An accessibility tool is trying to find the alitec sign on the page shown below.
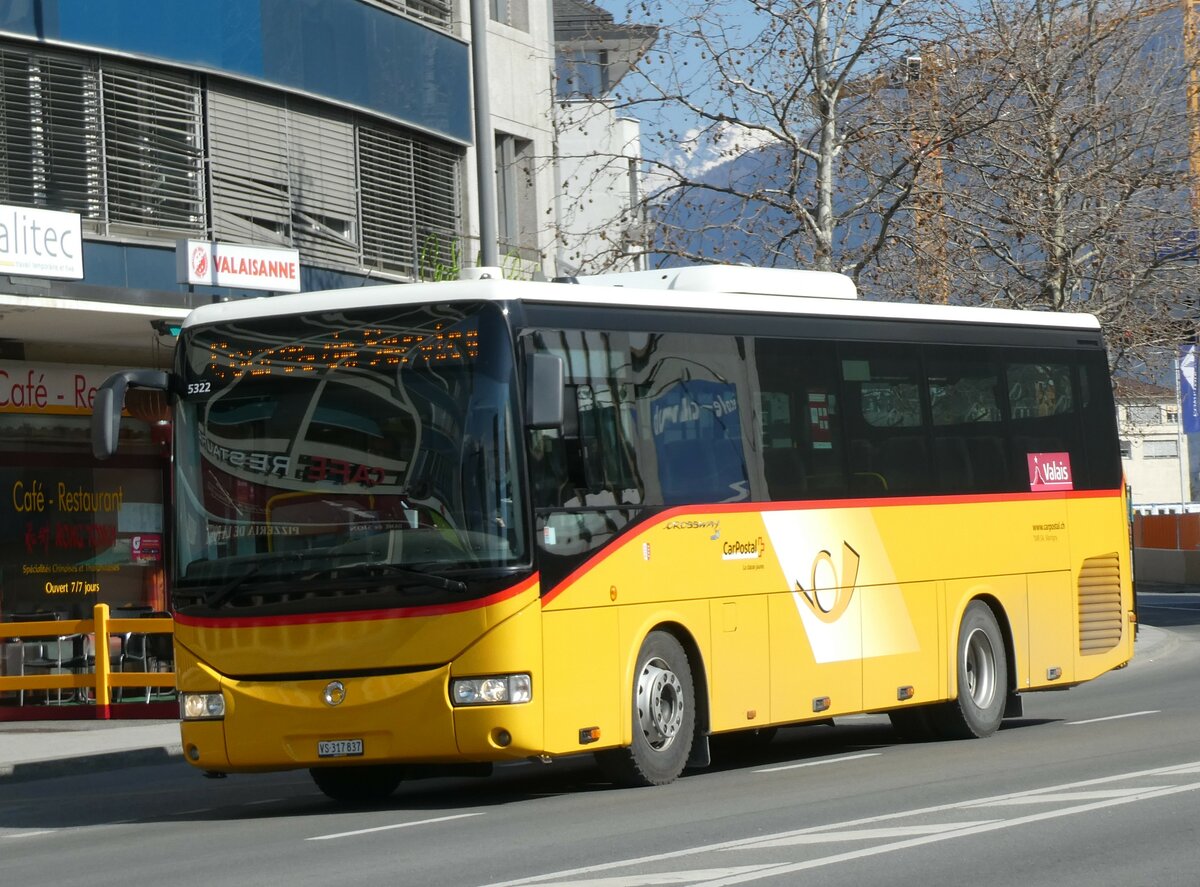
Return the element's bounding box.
[0,204,84,280]
[176,239,301,293]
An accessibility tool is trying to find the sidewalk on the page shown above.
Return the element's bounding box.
[0,719,181,784]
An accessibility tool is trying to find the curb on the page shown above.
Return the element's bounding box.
[0,743,184,784]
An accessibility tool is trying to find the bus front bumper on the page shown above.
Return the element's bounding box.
[179,664,544,773]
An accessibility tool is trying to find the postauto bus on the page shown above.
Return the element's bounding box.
[92,265,1135,802]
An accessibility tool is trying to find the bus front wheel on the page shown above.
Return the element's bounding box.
[309,764,405,804]
[597,631,696,787]
[936,601,1007,739]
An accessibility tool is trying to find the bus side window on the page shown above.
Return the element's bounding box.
[1077,358,1122,490]
[1004,356,1089,490]
[754,338,846,500]
[524,331,645,507]
[840,346,931,496]
[925,348,1006,494]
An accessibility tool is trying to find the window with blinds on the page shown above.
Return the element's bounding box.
[1125,404,1163,426]
[359,124,462,278]
[207,84,292,246]
[0,46,102,218]
[0,40,464,279]
[102,64,204,235]
[286,101,358,267]
[369,0,453,29]
[368,0,455,31]
[1143,439,1179,459]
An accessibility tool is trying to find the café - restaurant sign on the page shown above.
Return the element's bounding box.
[0,362,125,415]
[0,203,84,280]
[177,239,301,293]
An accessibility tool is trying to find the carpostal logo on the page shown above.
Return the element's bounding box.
[1027,452,1074,492]
[722,536,765,561]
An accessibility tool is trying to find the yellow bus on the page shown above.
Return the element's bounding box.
[92,264,1135,801]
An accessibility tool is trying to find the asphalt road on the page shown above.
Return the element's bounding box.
[4,591,1199,887]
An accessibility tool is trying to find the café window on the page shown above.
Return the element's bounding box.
[0,368,169,620]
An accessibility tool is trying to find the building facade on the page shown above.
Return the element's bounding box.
[1116,379,1191,509]
[552,0,655,275]
[0,0,558,621]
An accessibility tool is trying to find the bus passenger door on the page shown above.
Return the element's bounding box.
[708,596,771,733]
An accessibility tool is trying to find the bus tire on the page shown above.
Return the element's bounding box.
[309,764,405,804]
[934,601,1007,739]
[597,631,696,787]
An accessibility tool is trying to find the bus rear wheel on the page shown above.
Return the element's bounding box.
[933,601,1007,739]
[309,764,405,804]
[597,631,696,787]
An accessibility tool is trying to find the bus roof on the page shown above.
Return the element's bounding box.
[574,265,859,299]
[180,269,1101,333]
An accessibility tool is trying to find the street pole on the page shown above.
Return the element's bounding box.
[470,0,500,268]
[1176,353,1190,546]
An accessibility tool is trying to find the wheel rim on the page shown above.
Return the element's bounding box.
[963,626,997,708]
[635,656,685,751]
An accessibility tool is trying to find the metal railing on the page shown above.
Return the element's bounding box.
[1134,512,1200,550]
[0,604,174,715]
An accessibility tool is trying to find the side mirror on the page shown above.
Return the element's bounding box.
[525,353,564,430]
[92,369,171,459]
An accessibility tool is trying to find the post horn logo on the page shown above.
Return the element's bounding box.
[794,542,861,624]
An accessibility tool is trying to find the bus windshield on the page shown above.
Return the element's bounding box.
[171,300,526,612]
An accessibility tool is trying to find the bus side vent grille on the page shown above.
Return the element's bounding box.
[1078,552,1122,655]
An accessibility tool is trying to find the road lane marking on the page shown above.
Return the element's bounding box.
[700,781,1200,885]
[1067,711,1159,725]
[528,867,781,886]
[481,759,1200,887]
[307,811,484,841]
[735,822,1001,847]
[1,831,57,840]
[971,788,1170,806]
[754,753,880,773]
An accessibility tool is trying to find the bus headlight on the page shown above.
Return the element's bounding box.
[451,674,532,706]
[180,692,226,720]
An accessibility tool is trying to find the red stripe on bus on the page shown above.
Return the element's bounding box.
[538,488,1121,607]
[174,573,539,629]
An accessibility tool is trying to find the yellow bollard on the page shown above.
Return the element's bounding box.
[93,603,112,715]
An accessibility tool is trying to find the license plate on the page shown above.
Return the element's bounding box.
[318,739,364,758]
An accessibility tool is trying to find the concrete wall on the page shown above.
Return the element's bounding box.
[1135,547,1200,585]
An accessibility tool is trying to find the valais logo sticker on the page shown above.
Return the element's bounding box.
[1027,452,1073,492]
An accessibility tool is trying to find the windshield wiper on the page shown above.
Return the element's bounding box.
[335,562,468,594]
[201,557,468,609]
[205,560,269,609]
[202,550,332,609]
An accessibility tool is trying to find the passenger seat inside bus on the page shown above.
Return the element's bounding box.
[934,436,974,491]
[874,435,929,495]
[763,448,808,501]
